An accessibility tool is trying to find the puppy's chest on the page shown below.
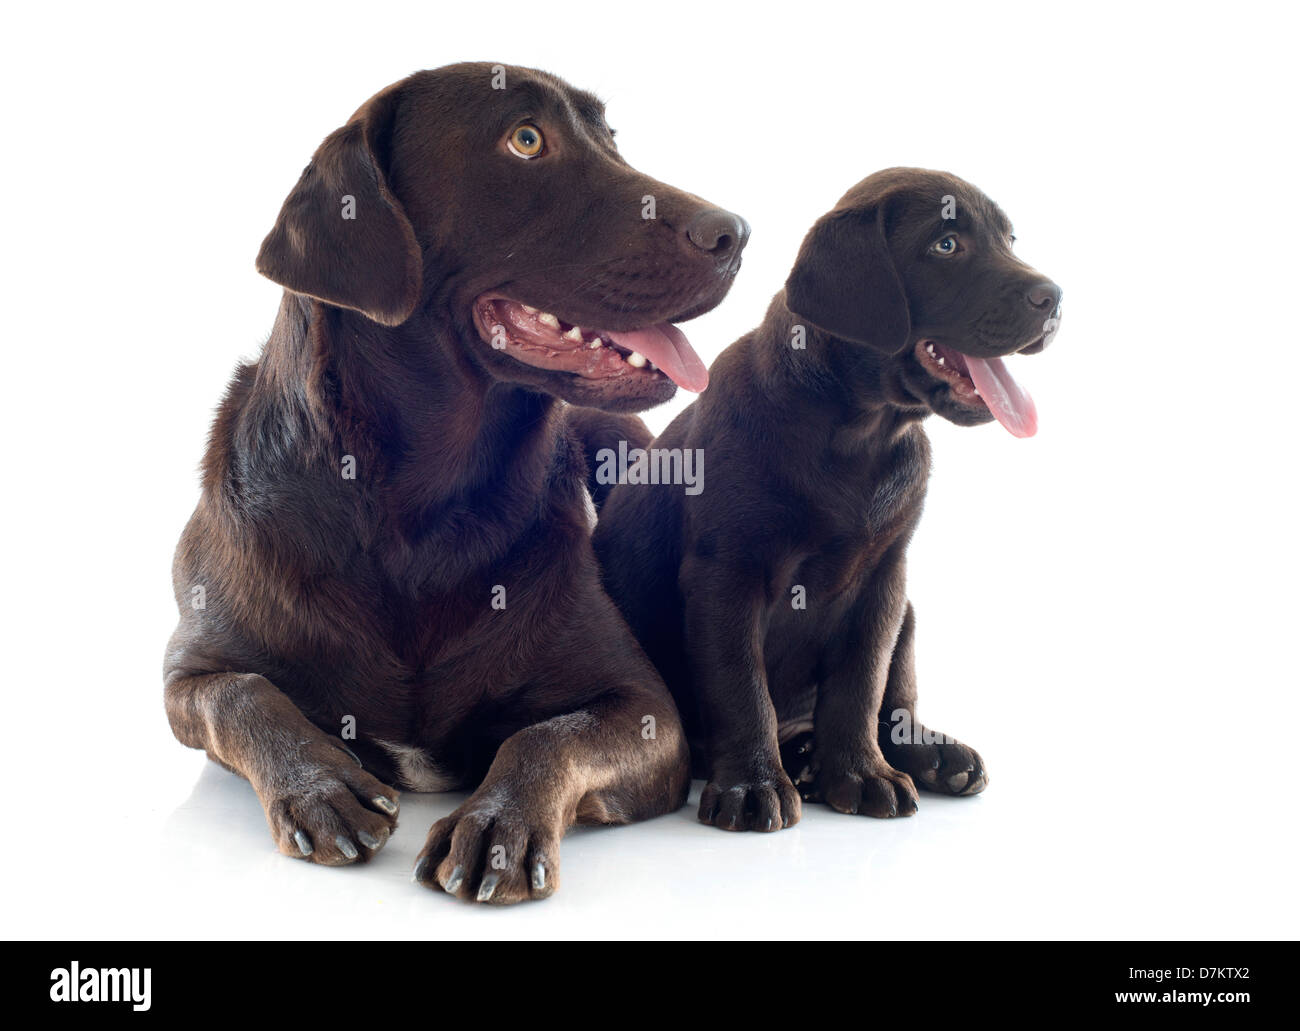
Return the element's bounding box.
[774,446,927,605]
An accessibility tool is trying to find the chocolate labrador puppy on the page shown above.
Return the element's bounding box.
[593,168,1061,830]
[164,63,749,902]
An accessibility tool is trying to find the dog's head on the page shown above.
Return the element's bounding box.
[784,168,1061,437]
[256,63,749,411]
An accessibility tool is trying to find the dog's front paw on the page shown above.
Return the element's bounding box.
[258,741,400,865]
[698,761,802,832]
[883,730,989,796]
[816,755,918,818]
[413,792,563,904]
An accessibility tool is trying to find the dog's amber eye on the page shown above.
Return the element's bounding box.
[931,235,959,256]
[507,124,544,159]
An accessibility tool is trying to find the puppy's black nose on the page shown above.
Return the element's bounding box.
[686,208,750,259]
[1027,281,1062,312]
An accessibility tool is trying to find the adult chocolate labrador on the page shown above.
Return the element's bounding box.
[593,168,1061,831]
[164,63,749,902]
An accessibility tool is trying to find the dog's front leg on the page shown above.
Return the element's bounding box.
[164,671,401,863]
[413,678,689,904]
[678,554,803,832]
[877,601,990,796]
[811,556,920,818]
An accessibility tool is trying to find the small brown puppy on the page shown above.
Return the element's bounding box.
[593,168,1061,830]
[164,63,749,902]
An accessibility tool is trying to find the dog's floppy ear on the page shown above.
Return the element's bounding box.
[784,206,910,353]
[256,89,422,327]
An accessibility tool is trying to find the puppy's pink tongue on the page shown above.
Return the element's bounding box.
[965,355,1037,438]
[605,323,709,392]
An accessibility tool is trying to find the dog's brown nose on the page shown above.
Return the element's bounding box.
[686,209,750,259]
[1027,281,1061,312]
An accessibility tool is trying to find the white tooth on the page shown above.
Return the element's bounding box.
[626,351,647,368]
[937,357,945,366]
[926,342,936,355]
[538,312,560,329]
[588,337,602,349]
[521,305,538,314]
[648,361,657,370]
[973,388,981,396]
[563,326,583,342]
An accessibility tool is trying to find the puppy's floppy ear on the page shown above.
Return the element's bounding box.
[784,206,910,353]
[256,88,422,326]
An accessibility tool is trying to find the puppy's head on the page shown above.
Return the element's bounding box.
[784,168,1061,437]
[256,63,749,412]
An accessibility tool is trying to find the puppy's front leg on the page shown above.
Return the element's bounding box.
[165,671,401,863]
[878,601,989,796]
[812,556,920,818]
[680,555,803,832]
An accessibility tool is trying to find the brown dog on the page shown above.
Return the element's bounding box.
[164,63,749,902]
[593,168,1061,831]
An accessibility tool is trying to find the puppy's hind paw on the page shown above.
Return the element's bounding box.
[884,730,988,796]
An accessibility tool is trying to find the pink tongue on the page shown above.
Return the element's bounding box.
[605,323,709,392]
[964,355,1037,438]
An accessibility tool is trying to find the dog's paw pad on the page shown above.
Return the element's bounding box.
[928,744,987,796]
[882,728,989,797]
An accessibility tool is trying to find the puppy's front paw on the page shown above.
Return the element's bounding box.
[698,761,802,832]
[817,756,918,818]
[413,793,563,904]
[883,730,988,796]
[259,742,400,865]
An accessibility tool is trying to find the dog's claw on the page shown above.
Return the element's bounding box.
[412,856,429,882]
[335,835,359,860]
[372,795,398,815]
[357,829,382,851]
[339,742,363,766]
[293,829,313,856]
[419,795,566,903]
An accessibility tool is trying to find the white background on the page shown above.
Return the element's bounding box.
[2,0,1296,940]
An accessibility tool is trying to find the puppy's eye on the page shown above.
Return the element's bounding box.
[931,235,960,256]
[507,124,544,159]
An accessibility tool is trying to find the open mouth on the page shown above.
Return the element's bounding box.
[915,338,1040,438]
[472,295,710,393]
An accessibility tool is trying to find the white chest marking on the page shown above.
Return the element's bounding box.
[375,740,457,792]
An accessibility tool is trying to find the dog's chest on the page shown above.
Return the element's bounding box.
[372,739,462,791]
[769,436,927,615]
